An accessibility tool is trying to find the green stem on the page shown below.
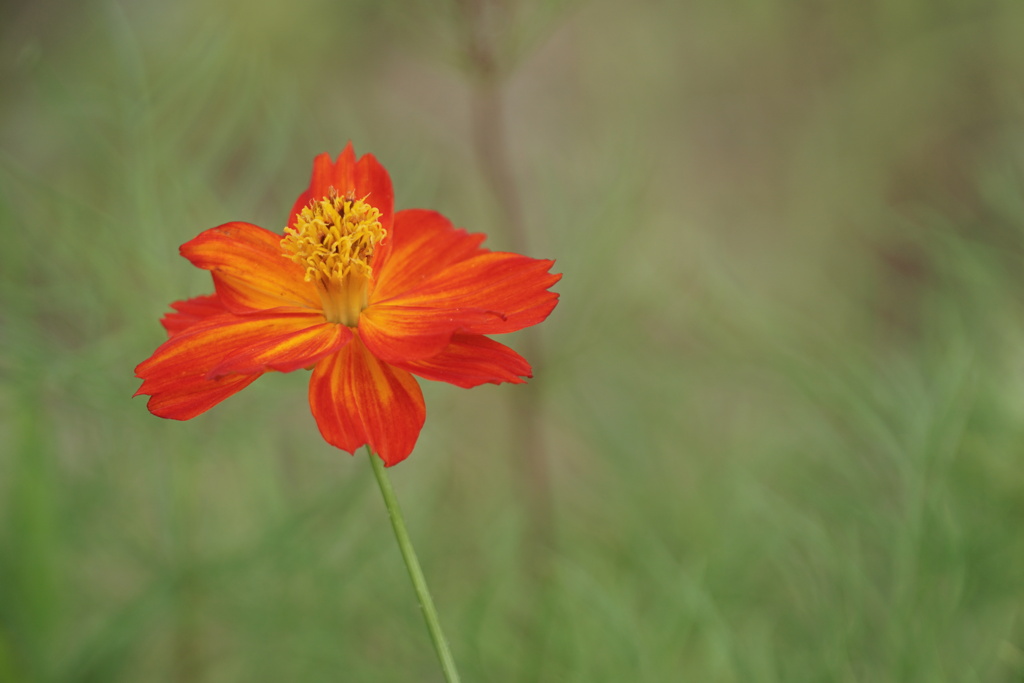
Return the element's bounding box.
[367,447,462,683]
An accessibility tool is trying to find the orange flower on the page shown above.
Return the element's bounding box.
[135,144,560,466]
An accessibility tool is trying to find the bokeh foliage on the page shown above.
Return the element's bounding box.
[3,0,1024,680]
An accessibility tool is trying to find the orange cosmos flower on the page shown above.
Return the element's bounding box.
[135,144,560,466]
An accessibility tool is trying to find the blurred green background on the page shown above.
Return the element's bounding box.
[4,0,1024,680]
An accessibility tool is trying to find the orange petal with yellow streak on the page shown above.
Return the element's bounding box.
[368,250,561,335]
[370,209,486,301]
[308,334,425,466]
[358,302,501,364]
[181,222,320,312]
[135,309,345,419]
[209,317,351,377]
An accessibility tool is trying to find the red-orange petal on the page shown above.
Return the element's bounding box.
[161,294,227,337]
[428,253,561,335]
[308,335,426,466]
[181,222,320,312]
[140,373,261,420]
[210,317,351,377]
[391,334,532,388]
[290,146,354,219]
[135,309,345,419]
[358,302,502,364]
[288,143,394,235]
[369,250,561,338]
[370,210,487,301]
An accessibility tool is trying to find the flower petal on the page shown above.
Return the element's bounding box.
[161,294,227,337]
[210,317,351,377]
[293,146,355,213]
[308,334,425,466]
[370,209,486,301]
[360,213,560,363]
[371,250,561,336]
[289,143,394,235]
[392,334,532,388]
[138,373,261,420]
[181,222,320,312]
[358,302,502,364]
[135,309,345,419]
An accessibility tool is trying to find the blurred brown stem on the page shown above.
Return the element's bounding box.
[461,0,555,572]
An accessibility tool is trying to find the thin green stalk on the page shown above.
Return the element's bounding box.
[367,447,462,683]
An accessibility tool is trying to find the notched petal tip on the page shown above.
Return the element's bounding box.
[290,143,394,232]
[160,294,227,337]
[308,335,425,465]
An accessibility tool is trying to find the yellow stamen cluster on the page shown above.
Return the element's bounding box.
[282,190,386,326]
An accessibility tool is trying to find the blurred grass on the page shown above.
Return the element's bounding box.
[4,0,1024,681]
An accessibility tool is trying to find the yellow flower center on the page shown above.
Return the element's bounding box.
[281,190,386,326]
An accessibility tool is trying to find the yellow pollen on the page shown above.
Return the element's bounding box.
[281,189,386,326]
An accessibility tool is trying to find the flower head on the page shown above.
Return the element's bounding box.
[135,144,560,465]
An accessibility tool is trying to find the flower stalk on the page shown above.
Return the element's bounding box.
[368,447,462,683]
